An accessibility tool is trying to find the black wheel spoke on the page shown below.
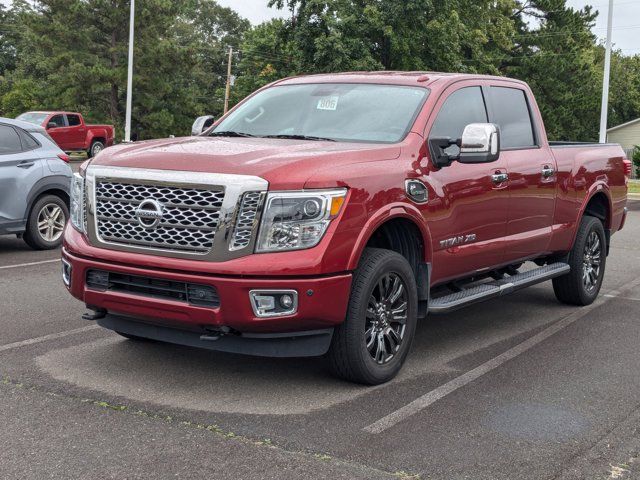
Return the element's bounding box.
[582,230,602,292]
[365,271,408,365]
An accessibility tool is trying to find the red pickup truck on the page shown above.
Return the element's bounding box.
[61,72,631,384]
[17,111,114,158]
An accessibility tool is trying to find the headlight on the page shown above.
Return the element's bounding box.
[256,189,347,252]
[70,172,85,233]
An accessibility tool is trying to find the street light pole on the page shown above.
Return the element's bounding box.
[224,47,233,114]
[599,0,614,144]
[124,0,135,142]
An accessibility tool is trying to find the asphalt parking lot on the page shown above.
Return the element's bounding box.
[1,199,640,480]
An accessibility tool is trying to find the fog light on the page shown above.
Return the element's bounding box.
[250,290,298,318]
[280,294,294,309]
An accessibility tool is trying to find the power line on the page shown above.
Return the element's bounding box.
[457,47,640,64]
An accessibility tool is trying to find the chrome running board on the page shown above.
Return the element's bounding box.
[428,262,571,314]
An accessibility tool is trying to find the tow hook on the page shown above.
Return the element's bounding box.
[82,306,107,321]
[200,326,232,342]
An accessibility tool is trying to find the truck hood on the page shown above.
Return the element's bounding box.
[91,136,401,189]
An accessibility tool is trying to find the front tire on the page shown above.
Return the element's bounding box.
[23,195,69,250]
[328,248,418,385]
[553,215,606,306]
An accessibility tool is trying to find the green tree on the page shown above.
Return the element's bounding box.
[505,0,601,140]
[266,0,518,74]
[633,145,640,179]
[2,0,249,138]
[606,52,640,129]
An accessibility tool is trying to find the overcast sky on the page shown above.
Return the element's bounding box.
[2,0,638,53]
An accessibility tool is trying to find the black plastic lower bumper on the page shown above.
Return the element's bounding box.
[97,314,334,358]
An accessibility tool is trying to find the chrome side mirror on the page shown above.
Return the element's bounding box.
[191,115,215,136]
[458,123,500,164]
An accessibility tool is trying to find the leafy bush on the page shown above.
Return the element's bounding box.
[634,146,640,178]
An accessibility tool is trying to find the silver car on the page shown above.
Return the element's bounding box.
[0,117,72,249]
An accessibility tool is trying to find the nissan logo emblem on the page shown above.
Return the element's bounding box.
[135,199,164,229]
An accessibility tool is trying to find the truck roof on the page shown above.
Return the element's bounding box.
[277,71,528,88]
[0,116,47,133]
[24,111,81,115]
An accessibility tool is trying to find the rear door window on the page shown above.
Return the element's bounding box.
[67,114,81,126]
[488,87,536,149]
[0,125,23,154]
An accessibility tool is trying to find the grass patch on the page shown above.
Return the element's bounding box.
[629,180,640,194]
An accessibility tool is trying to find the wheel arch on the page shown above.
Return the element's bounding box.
[23,175,71,219]
[347,204,432,300]
[90,135,106,146]
[573,185,613,255]
[582,190,612,229]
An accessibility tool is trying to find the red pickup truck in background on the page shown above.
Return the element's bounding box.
[61,72,631,385]
[17,111,114,158]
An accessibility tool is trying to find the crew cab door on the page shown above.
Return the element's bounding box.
[45,114,68,150]
[486,84,557,260]
[0,124,44,225]
[424,83,508,283]
[65,114,85,149]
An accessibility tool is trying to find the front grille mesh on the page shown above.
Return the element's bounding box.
[86,269,220,307]
[230,192,263,250]
[94,181,224,254]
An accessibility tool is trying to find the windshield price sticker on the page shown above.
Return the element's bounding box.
[317,96,339,111]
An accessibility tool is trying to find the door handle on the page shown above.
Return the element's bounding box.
[17,161,35,169]
[491,172,509,184]
[542,166,555,178]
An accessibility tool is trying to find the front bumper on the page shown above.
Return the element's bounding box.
[98,313,334,357]
[61,247,352,336]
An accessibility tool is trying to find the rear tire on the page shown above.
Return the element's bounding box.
[553,215,606,306]
[87,140,105,158]
[328,248,418,385]
[23,195,68,250]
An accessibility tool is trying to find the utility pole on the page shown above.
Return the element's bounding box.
[124,0,135,142]
[224,47,233,114]
[599,0,614,144]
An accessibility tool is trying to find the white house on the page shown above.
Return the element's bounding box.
[607,118,640,154]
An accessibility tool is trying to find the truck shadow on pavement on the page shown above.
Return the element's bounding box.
[34,285,571,417]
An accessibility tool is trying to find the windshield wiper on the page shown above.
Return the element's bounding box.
[261,134,337,142]
[209,131,256,138]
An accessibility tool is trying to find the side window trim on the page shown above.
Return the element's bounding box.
[486,85,539,151]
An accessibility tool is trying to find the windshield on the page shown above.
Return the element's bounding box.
[16,112,48,125]
[212,83,429,143]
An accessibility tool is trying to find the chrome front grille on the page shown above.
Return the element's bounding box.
[85,167,269,261]
[94,182,224,254]
[230,192,264,250]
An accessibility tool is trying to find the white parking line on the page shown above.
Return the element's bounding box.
[0,259,60,270]
[0,325,100,353]
[364,280,640,434]
[605,294,640,302]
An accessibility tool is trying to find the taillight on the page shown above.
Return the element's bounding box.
[57,153,70,163]
[623,158,632,177]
